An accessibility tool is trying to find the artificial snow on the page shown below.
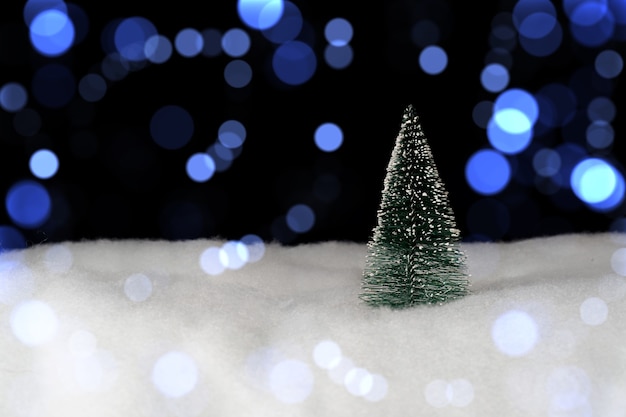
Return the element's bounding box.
[0,232,625,416]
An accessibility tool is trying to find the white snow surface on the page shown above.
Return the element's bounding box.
[1,232,625,416]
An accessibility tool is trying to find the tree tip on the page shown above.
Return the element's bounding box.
[403,104,418,120]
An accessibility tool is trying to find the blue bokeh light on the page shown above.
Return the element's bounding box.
[23,0,67,25]
[272,41,317,85]
[237,0,284,30]
[5,180,52,229]
[186,153,216,183]
[222,28,251,58]
[487,114,533,154]
[324,45,353,70]
[535,83,577,128]
[571,158,625,210]
[224,60,253,88]
[595,49,624,78]
[29,9,75,57]
[587,96,616,122]
[218,120,247,149]
[314,123,343,152]
[29,149,59,179]
[465,149,511,195]
[512,0,562,56]
[533,148,561,177]
[324,18,353,47]
[481,63,509,93]
[586,120,614,149]
[261,1,302,43]
[0,83,28,112]
[0,225,26,252]
[419,45,448,75]
[78,73,107,102]
[565,0,615,47]
[114,16,157,62]
[175,28,203,58]
[150,105,195,150]
[145,34,173,64]
[286,204,315,233]
[201,29,223,57]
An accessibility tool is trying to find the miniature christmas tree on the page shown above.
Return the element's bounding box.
[360,105,470,308]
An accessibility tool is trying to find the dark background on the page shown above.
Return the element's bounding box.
[1,0,625,247]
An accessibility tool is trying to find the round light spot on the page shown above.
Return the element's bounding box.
[186,153,216,183]
[224,59,253,88]
[570,158,620,204]
[175,28,203,58]
[221,28,251,57]
[0,226,26,253]
[314,122,343,152]
[286,204,315,233]
[0,261,34,305]
[611,248,626,277]
[313,339,342,369]
[546,366,591,412]
[328,356,355,385]
[364,374,388,402]
[269,359,314,403]
[145,34,173,64]
[113,16,157,62]
[218,119,247,149]
[10,299,59,346]
[241,234,265,263]
[419,45,448,75]
[78,73,107,102]
[465,149,511,195]
[481,63,509,93]
[5,180,52,229]
[29,149,59,179]
[0,82,28,112]
[200,247,226,275]
[344,367,373,397]
[124,273,153,302]
[424,379,449,408]
[237,0,284,30]
[152,351,198,398]
[580,297,608,326]
[29,9,75,57]
[595,49,623,78]
[491,310,539,357]
[448,379,474,407]
[324,17,353,47]
[272,40,317,85]
[150,105,194,150]
[219,241,248,270]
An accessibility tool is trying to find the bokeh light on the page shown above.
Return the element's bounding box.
[286,204,315,233]
[324,44,353,69]
[175,28,203,58]
[29,149,59,179]
[313,339,342,369]
[261,1,302,43]
[579,296,608,325]
[150,105,194,150]
[145,34,173,64]
[218,120,247,149]
[570,158,624,209]
[113,16,157,62]
[272,41,317,85]
[0,83,28,113]
[78,73,107,102]
[237,0,285,30]
[29,9,75,57]
[314,122,343,152]
[491,309,539,357]
[0,226,27,253]
[269,359,314,403]
[152,351,199,398]
[124,273,153,302]
[595,49,624,78]
[186,153,216,183]
[5,180,52,229]
[481,63,509,93]
[465,149,511,195]
[10,299,59,346]
[324,18,353,47]
[419,45,448,75]
[221,28,251,58]
[224,59,253,88]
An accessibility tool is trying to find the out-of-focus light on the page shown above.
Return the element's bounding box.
[113,16,157,62]
[124,273,152,302]
[152,351,198,398]
[218,120,246,149]
[272,40,317,85]
[269,359,314,403]
[101,53,129,81]
[465,149,511,195]
[31,64,76,109]
[219,241,249,270]
[313,340,342,370]
[586,120,614,149]
[472,100,493,129]
[221,28,251,58]
[150,105,194,150]
[571,158,625,210]
[495,88,539,126]
[23,0,67,25]
[580,297,608,325]
[481,63,509,93]
[175,28,203,58]
[224,60,253,88]
[10,299,59,346]
[13,108,42,137]
[286,204,315,233]
[587,96,616,122]
[5,180,52,229]
[261,1,302,43]
[241,234,265,262]
[324,44,353,69]
[78,73,107,102]
[29,9,75,57]
[595,49,623,78]
[419,45,448,75]
[491,309,539,357]
[0,226,26,252]
[489,88,538,154]
[324,17,353,47]
[533,148,561,177]
[512,0,562,57]
[344,367,373,397]
[314,122,343,152]
[145,34,173,64]
[238,0,284,30]
[519,21,563,56]
[0,83,28,112]
[200,247,226,275]
[186,153,216,183]
[29,149,59,179]
[564,0,615,47]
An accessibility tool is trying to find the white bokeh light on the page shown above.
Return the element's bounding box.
[269,359,314,403]
[200,247,226,275]
[10,299,59,346]
[74,350,119,392]
[448,379,474,407]
[364,374,388,402]
[424,379,449,408]
[0,261,35,305]
[610,248,626,275]
[124,273,153,302]
[546,367,591,414]
[328,356,355,385]
[219,241,248,270]
[579,297,608,326]
[313,339,342,369]
[491,310,539,357]
[152,351,199,398]
[344,367,373,397]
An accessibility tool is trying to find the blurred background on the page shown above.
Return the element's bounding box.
[1,0,625,248]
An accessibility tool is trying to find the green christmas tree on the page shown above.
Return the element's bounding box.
[360,104,470,308]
